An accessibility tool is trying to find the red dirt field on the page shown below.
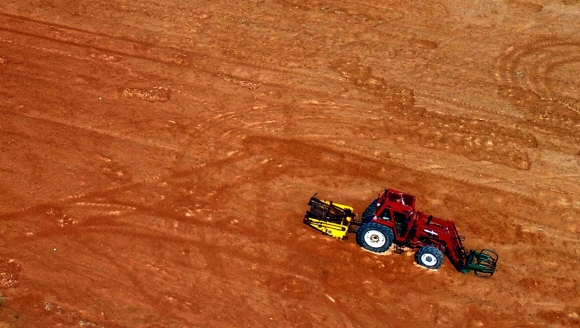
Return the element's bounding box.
[1,0,580,327]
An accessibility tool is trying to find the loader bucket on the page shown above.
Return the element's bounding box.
[464,249,499,277]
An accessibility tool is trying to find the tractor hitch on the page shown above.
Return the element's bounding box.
[463,249,499,277]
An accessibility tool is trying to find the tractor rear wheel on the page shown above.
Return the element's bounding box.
[356,222,394,253]
[361,199,378,223]
[415,246,444,270]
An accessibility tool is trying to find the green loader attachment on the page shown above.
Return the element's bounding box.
[462,249,499,277]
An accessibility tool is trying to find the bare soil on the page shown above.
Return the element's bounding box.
[1,1,579,327]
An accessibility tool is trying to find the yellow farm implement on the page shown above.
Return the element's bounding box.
[303,195,358,239]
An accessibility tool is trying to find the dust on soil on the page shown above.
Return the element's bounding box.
[1,0,579,327]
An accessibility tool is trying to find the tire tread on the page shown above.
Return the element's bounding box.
[415,245,445,270]
[356,222,394,253]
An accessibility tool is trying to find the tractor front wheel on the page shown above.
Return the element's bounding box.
[356,222,394,253]
[415,246,444,270]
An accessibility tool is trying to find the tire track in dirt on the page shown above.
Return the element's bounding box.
[1,23,222,218]
[12,238,197,326]
[0,43,556,226]
[2,136,295,251]
[0,109,180,209]
[496,38,580,142]
[7,212,209,324]
[415,92,524,121]
[0,110,182,152]
[2,123,578,326]
[0,8,439,122]
[0,11,376,119]
[0,5,438,110]
[327,59,537,170]
[210,96,536,173]
[232,100,535,171]
[0,148,198,220]
[4,176,382,326]
[496,39,580,100]
[0,11,341,88]
[3,3,580,326]
[0,1,497,135]
[8,135,397,271]
[0,13,186,66]
[544,54,580,116]
[0,55,8,75]
[153,1,443,102]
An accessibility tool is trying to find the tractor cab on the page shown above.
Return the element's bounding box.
[380,189,416,209]
[375,189,417,240]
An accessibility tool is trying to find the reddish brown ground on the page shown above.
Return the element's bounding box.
[1,1,580,327]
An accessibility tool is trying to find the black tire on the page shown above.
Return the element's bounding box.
[356,222,394,253]
[361,199,378,223]
[415,246,444,270]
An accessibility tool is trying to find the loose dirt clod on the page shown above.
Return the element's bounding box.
[121,87,170,102]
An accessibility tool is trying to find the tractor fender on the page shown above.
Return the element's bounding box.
[361,199,379,223]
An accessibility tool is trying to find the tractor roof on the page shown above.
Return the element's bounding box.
[382,189,417,213]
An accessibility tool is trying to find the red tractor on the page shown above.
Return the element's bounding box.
[356,189,498,276]
[304,188,498,277]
